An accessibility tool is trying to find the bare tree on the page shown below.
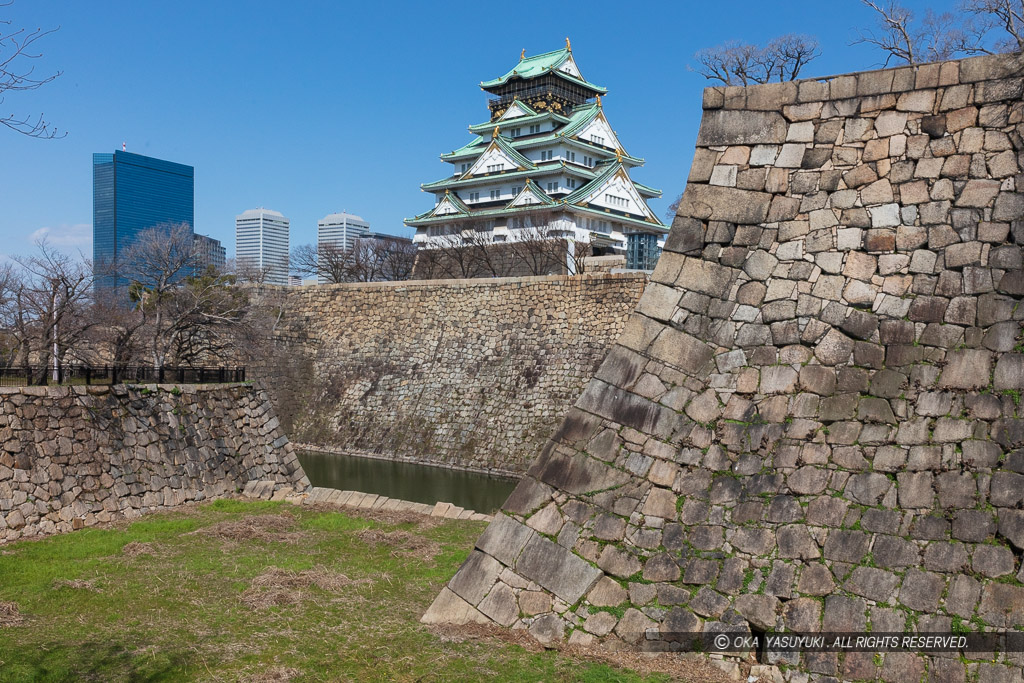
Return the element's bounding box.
[0,261,22,367]
[291,239,416,284]
[769,34,824,81]
[961,0,1024,52]
[376,238,417,281]
[570,239,593,275]
[90,286,146,369]
[413,233,484,279]
[291,243,342,283]
[0,0,64,139]
[461,228,517,278]
[854,1,962,64]
[507,226,566,276]
[854,0,1023,65]
[117,223,244,369]
[693,34,820,85]
[232,255,285,285]
[161,266,249,366]
[0,240,94,382]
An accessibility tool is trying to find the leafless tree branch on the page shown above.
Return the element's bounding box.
[0,1,64,138]
[692,35,820,85]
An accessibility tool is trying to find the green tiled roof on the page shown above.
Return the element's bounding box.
[571,204,669,233]
[479,47,607,94]
[633,181,662,198]
[441,137,487,160]
[511,179,558,206]
[563,160,620,204]
[563,161,666,228]
[407,200,667,233]
[468,110,570,135]
[556,102,600,137]
[407,201,553,225]
[514,135,644,166]
[437,190,471,213]
[488,135,537,171]
[421,161,598,191]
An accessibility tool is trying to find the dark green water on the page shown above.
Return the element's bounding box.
[296,451,519,514]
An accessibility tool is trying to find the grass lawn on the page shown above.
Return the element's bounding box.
[0,499,725,682]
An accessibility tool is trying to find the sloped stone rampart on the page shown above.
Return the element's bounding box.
[0,382,308,542]
[253,273,647,473]
[425,53,1024,680]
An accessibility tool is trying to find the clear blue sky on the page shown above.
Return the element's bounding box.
[1,0,965,260]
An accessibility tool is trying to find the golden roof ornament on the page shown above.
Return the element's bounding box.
[596,94,602,108]
[565,37,571,51]
[615,148,623,162]
[493,126,500,139]
[520,49,525,60]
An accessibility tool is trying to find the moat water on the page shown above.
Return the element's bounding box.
[296,451,519,514]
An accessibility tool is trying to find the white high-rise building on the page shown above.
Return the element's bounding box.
[317,212,370,283]
[318,212,370,252]
[235,208,290,286]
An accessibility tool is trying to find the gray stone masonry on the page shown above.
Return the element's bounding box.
[424,52,1024,682]
[251,273,647,473]
[0,382,307,542]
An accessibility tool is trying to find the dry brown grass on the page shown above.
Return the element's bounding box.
[52,579,99,591]
[354,528,440,561]
[121,541,155,557]
[188,514,304,546]
[0,601,23,627]
[429,623,736,683]
[305,502,443,529]
[240,566,373,610]
[239,666,300,682]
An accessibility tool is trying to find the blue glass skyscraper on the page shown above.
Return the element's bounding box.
[92,151,194,289]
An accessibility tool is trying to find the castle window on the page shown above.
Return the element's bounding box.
[590,134,605,145]
[529,124,540,134]
[469,192,480,202]
[487,163,503,173]
[605,194,627,207]
[540,150,554,161]
[583,156,593,167]
[510,128,521,137]
[490,189,500,200]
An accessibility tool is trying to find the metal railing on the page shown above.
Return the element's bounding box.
[0,365,246,387]
[487,83,591,111]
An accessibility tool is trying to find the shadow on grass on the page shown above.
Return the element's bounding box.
[0,640,193,683]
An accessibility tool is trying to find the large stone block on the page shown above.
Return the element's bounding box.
[526,447,631,497]
[677,185,772,225]
[994,354,1024,391]
[939,349,993,390]
[448,550,504,605]
[476,513,535,566]
[696,109,788,146]
[648,327,715,375]
[515,534,601,604]
[421,587,490,625]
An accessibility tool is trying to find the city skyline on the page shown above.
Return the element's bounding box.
[0,0,980,261]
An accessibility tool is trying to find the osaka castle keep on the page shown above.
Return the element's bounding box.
[406,40,668,270]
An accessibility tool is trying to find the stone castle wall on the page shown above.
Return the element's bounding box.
[426,52,1024,682]
[253,273,647,473]
[0,382,308,542]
